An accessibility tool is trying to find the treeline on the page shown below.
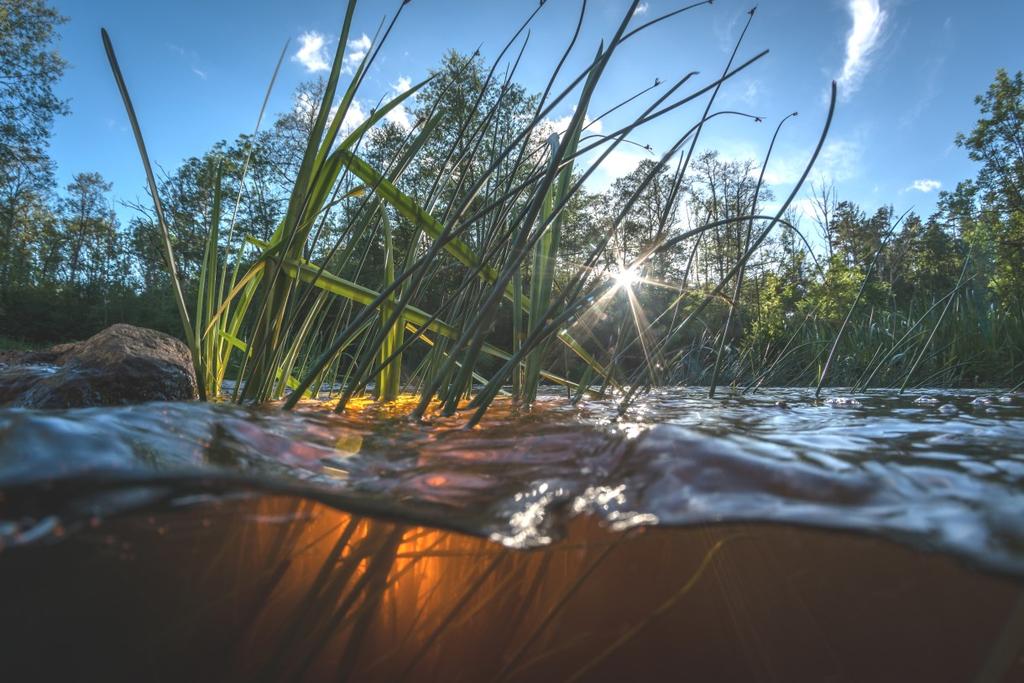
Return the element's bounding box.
[1,0,1021,387]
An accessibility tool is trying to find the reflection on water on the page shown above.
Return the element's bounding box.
[1,496,1022,682]
[1,388,1023,574]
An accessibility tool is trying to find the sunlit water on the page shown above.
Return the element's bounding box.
[2,387,1022,576]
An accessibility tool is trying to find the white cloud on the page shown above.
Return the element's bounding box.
[542,108,603,139]
[908,178,941,193]
[293,31,330,73]
[760,198,819,223]
[384,108,411,130]
[761,157,803,186]
[349,33,372,52]
[634,2,649,16]
[344,33,373,73]
[384,76,414,130]
[191,67,207,80]
[837,0,887,99]
[294,90,366,132]
[816,138,863,183]
[589,148,650,191]
[341,100,367,130]
[717,135,863,189]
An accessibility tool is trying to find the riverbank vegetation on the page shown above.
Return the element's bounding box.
[2,0,1021,413]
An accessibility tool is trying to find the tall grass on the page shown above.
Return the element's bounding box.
[732,280,1023,392]
[104,0,844,419]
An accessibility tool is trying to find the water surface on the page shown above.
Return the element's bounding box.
[2,387,1022,576]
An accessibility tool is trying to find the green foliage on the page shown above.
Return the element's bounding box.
[747,272,794,344]
[802,255,888,323]
[0,0,67,177]
[3,1,1020,408]
[0,0,68,306]
[942,69,1024,311]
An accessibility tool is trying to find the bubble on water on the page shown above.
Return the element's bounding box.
[915,396,940,405]
[939,404,958,415]
[775,400,790,409]
[999,395,1014,404]
[607,511,659,531]
[825,397,862,408]
[971,397,993,406]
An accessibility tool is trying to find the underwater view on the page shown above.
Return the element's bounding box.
[3,389,1024,681]
[2,0,1023,680]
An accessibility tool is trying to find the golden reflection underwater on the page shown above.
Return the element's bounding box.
[2,494,1022,682]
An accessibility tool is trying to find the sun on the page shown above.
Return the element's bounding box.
[611,265,641,290]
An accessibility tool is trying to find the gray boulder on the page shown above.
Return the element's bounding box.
[0,324,197,408]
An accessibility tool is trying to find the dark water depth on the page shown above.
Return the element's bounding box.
[2,387,1023,577]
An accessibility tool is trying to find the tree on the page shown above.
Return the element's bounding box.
[942,69,1024,310]
[0,0,67,178]
[0,0,68,299]
[59,172,118,287]
[956,69,1024,218]
[684,151,771,286]
[605,158,680,277]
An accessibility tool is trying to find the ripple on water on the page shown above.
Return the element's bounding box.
[1,387,1023,575]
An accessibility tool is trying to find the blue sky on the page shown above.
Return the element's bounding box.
[48,0,1023,230]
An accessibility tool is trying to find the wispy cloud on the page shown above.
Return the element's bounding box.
[837,0,887,99]
[908,178,941,193]
[634,2,649,16]
[168,43,208,80]
[750,136,864,188]
[293,31,330,73]
[344,33,372,73]
[732,79,764,107]
[817,138,864,183]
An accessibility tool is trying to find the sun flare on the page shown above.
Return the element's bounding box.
[612,266,641,290]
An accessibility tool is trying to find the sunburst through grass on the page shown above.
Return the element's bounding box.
[103,0,835,422]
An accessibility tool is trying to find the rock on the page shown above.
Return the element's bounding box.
[0,324,197,408]
[0,365,60,404]
[0,342,80,367]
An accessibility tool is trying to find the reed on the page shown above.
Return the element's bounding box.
[104,0,847,420]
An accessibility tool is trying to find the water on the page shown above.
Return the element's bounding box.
[2,388,1024,680]
[2,387,1023,574]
